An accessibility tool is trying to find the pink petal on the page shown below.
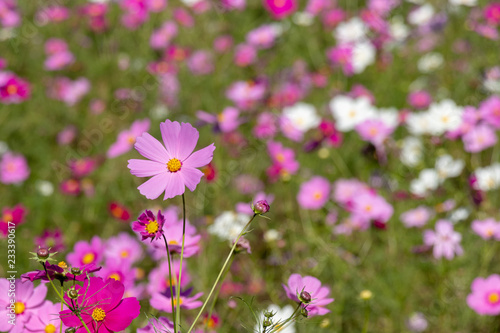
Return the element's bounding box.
[103,298,140,331]
[183,144,215,168]
[163,173,185,200]
[128,159,166,177]
[25,284,47,308]
[134,132,170,163]
[160,120,181,157]
[15,280,34,303]
[181,167,204,192]
[137,173,170,200]
[177,122,199,160]
[60,309,82,328]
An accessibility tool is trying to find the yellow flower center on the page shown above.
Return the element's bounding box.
[488,292,500,304]
[120,250,129,258]
[173,298,184,307]
[91,307,106,322]
[167,158,182,172]
[6,84,18,95]
[169,240,179,246]
[146,220,159,234]
[82,253,95,265]
[165,276,177,287]
[276,153,285,163]
[313,191,323,200]
[108,273,121,281]
[2,213,13,222]
[58,261,68,269]
[127,135,136,144]
[45,324,57,333]
[14,302,25,315]
[274,0,286,8]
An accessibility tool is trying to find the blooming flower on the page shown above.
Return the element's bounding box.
[471,218,500,240]
[66,236,104,267]
[128,120,215,200]
[21,262,101,283]
[297,176,331,210]
[147,259,190,295]
[150,287,203,313]
[283,274,334,316]
[255,305,296,333]
[467,274,500,315]
[0,204,27,237]
[0,152,30,184]
[400,206,432,228]
[137,316,174,333]
[132,210,165,242]
[423,220,463,260]
[59,277,141,332]
[0,279,47,333]
[107,119,151,158]
[104,232,143,265]
[25,301,65,333]
[264,0,297,19]
[208,211,250,241]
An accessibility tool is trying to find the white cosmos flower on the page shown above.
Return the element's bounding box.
[435,155,464,181]
[400,136,423,167]
[390,16,410,43]
[410,169,439,196]
[427,99,463,135]
[255,305,296,333]
[330,96,376,132]
[282,102,321,132]
[334,17,368,44]
[208,211,250,241]
[376,107,400,128]
[418,52,444,73]
[352,41,376,74]
[408,4,435,26]
[406,112,434,135]
[474,163,500,191]
[449,0,477,6]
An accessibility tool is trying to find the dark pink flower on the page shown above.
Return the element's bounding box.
[467,274,500,315]
[263,0,297,20]
[0,152,30,184]
[283,274,334,316]
[0,204,26,237]
[131,209,165,242]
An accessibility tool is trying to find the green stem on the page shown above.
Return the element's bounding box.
[60,287,64,333]
[267,302,302,333]
[187,214,257,333]
[163,234,177,330]
[175,193,187,332]
[205,256,234,332]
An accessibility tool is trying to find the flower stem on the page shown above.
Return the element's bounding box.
[267,302,302,333]
[60,287,64,333]
[187,214,257,333]
[205,256,234,332]
[163,234,177,330]
[175,193,187,332]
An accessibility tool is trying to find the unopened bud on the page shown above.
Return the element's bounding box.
[67,288,79,300]
[301,307,309,318]
[264,310,274,318]
[37,248,49,260]
[299,290,312,304]
[253,200,270,215]
[65,328,76,333]
[70,267,81,276]
[263,319,272,327]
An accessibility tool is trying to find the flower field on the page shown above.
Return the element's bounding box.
[1,0,500,332]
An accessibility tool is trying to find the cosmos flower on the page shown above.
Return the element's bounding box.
[66,236,104,267]
[104,232,143,265]
[255,305,296,333]
[128,120,215,200]
[400,206,433,228]
[467,274,500,315]
[0,279,47,333]
[150,287,203,313]
[132,210,165,242]
[282,274,334,316]
[0,152,30,184]
[21,262,101,283]
[471,218,500,240]
[423,220,463,260]
[0,204,27,237]
[25,301,65,333]
[137,316,174,333]
[107,119,151,158]
[263,0,297,20]
[296,176,331,210]
[59,277,141,332]
[147,259,190,295]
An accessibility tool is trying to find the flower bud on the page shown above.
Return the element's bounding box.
[233,237,252,254]
[70,267,81,276]
[264,310,275,318]
[299,290,312,304]
[67,288,79,300]
[263,319,272,327]
[301,307,309,318]
[37,248,50,260]
[65,328,76,333]
[253,200,270,215]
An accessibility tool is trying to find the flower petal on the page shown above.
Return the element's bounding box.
[160,120,181,157]
[104,298,141,332]
[137,173,169,200]
[181,167,204,192]
[163,173,185,200]
[177,122,199,160]
[128,159,166,177]
[183,144,215,168]
[134,132,170,163]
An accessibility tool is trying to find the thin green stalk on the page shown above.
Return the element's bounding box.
[187,214,257,333]
[175,193,187,333]
[163,234,177,330]
[205,256,234,333]
[60,287,64,333]
[267,302,302,333]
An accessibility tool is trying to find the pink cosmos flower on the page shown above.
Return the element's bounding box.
[236,192,274,215]
[246,24,279,49]
[0,1,21,27]
[266,141,299,182]
[322,8,345,28]
[59,277,141,332]
[96,258,136,289]
[173,8,194,28]
[221,0,246,11]
[264,0,297,20]
[128,120,215,200]
[0,152,29,184]
[0,204,26,236]
[253,112,277,139]
[400,206,432,228]
[107,119,151,158]
[471,218,500,240]
[234,43,257,67]
[355,119,394,146]
[147,259,191,295]
[407,90,432,109]
[150,21,178,49]
[423,220,463,260]
[327,45,354,76]
[283,274,334,316]
[467,274,500,315]
[485,3,500,25]
[104,232,143,265]
[479,95,500,128]
[67,236,104,267]
[0,73,30,104]
[21,262,101,284]
[350,191,394,226]
[48,77,90,106]
[132,210,165,242]
[332,178,369,207]
[35,229,64,252]
[462,123,497,153]
[36,6,69,23]
[297,176,331,210]
[226,80,266,110]
[197,107,241,133]
[25,301,65,332]
[214,35,233,53]
[150,288,203,313]
[0,279,47,333]
[69,158,97,178]
[137,316,174,333]
[187,50,214,75]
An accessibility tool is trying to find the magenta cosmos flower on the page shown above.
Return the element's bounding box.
[423,220,463,260]
[66,236,104,267]
[128,120,215,200]
[60,277,140,332]
[297,176,331,210]
[283,274,334,316]
[0,279,47,333]
[467,274,500,315]
[0,152,30,184]
[132,209,165,242]
[263,0,297,20]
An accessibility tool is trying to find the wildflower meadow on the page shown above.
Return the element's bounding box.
[2,0,500,332]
